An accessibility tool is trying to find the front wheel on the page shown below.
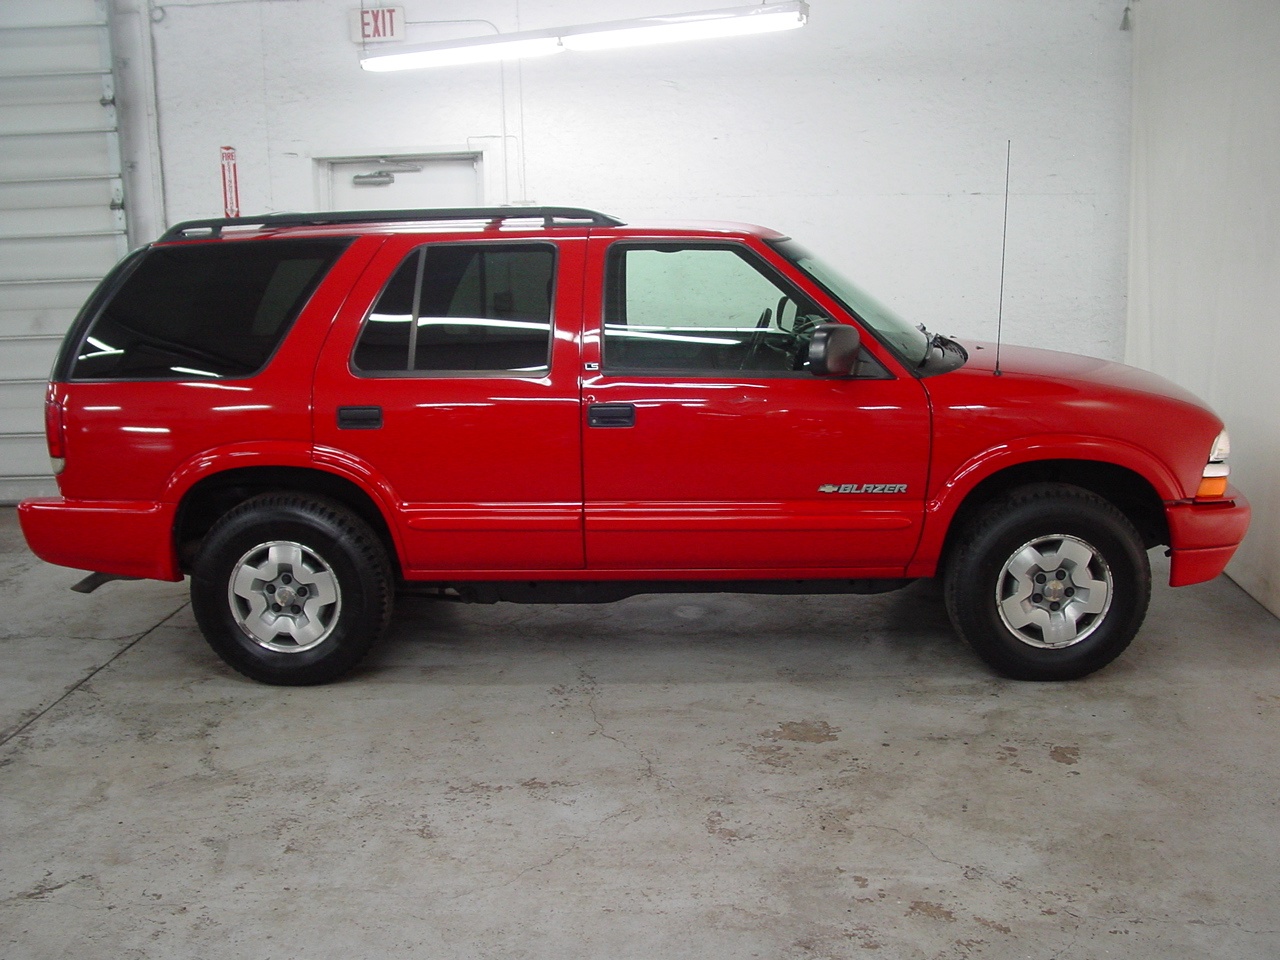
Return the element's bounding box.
[191,494,394,685]
[944,484,1151,681]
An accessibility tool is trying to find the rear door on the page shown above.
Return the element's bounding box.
[313,233,587,575]
[580,237,931,576]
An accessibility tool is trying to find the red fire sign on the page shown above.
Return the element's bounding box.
[220,146,240,218]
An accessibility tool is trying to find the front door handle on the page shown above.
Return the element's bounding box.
[588,403,635,428]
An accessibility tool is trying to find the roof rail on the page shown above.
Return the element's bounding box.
[159,206,625,242]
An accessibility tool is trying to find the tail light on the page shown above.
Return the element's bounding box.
[44,386,66,474]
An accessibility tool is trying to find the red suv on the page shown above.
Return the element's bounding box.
[18,207,1250,685]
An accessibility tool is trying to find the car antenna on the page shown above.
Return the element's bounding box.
[994,139,1011,377]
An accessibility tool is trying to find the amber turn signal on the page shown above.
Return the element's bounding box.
[1196,475,1229,499]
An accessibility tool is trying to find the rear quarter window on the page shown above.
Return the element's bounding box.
[66,238,349,380]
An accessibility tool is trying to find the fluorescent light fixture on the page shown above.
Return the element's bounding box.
[361,31,564,72]
[360,2,808,72]
[562,2,809,51]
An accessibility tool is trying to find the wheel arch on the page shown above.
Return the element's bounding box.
[932,459,1169,575]
[174,466,401,578]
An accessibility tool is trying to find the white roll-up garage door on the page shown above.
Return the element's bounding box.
[0,0,127,502]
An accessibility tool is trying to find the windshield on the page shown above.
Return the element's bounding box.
[770,239,929,366]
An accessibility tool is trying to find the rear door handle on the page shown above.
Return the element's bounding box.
[337,405,383,430]
[588,403,635,428]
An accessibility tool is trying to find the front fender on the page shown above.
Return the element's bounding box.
[906,434,1184,577]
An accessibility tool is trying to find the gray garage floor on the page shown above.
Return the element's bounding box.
[2,508,1278,960]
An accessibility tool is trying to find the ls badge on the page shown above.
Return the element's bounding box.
[819,483,909,494]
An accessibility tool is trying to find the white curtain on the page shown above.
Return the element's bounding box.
[1127,0,1280,617]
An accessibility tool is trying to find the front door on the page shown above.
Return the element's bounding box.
[313,234,586,575]
[580,238,930,576]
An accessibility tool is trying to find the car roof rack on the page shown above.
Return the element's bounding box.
[159,206,625,241]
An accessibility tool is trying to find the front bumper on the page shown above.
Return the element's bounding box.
[1165,486,1251,587]
[17,498,182,582]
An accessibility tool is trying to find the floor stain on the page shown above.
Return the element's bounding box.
[763,720,840,743]
[15,873,92,900]
[706,809,748,842]
[749,743,794,768]
[1050,745,1081,765]
[975,915,1012,934]
[520,778,573,791]
[996,742,1034,773]
[908,900,957,922]
[849,925,883,950]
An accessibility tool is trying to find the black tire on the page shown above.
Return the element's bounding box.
[190,493,394,685]
[943,483,1150,681]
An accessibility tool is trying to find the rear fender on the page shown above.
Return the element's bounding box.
[165,441,408,565]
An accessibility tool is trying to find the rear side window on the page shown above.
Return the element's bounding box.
[353,242,555,375]
[68,238,348,380]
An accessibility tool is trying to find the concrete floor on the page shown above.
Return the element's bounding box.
[1,508,1278,960]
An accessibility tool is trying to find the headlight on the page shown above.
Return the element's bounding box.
[1197,430,1231,498]
[1209,430,1230,463]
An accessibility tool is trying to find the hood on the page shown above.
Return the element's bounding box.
[955,340,1209,409]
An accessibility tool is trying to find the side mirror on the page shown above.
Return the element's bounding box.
[807,323,860,377]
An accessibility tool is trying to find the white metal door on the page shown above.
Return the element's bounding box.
[0,0,127,502]
[325,155,481,211]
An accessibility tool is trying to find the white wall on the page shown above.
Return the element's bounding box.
[1127,0,1280,617]
[124,0,1132,359]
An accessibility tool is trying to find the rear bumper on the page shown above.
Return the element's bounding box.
[1165,487,1251,587]
[17,498,182,582]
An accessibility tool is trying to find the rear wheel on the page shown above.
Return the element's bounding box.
[191,494,393,685]
[944,483,1150,680]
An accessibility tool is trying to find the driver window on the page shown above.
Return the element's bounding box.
[603,244,825,375]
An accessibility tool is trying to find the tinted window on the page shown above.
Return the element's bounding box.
[353,243,555,375]
[69,238,347,380]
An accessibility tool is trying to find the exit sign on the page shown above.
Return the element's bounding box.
[349,6,405,43]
